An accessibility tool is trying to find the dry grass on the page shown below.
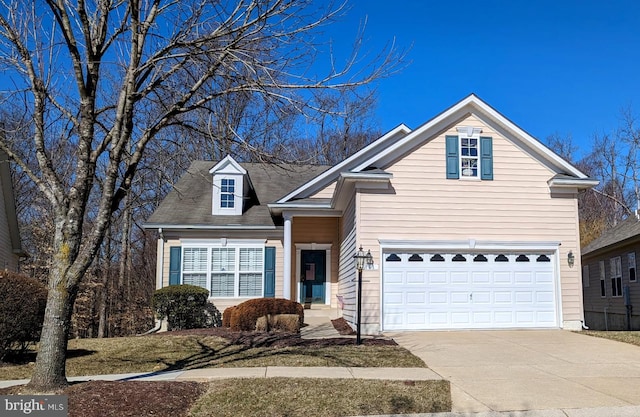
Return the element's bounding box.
[0,333,425,381]
[189,378,451,417]
[581,330,640,347]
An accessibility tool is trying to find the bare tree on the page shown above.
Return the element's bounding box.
[0,0,405,391]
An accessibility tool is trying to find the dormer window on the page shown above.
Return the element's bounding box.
[220,178,235,208]
[209,155,248,216]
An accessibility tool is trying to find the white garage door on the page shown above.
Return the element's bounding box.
[382,252,558,330]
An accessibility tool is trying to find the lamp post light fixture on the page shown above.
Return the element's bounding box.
[353,246,373,345]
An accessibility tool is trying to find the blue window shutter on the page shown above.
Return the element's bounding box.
[480,136,493,180]
[264,247,276,298]
[169,246,181,286]
[445,135,459,179]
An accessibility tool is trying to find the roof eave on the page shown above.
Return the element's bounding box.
[142,223,276,231]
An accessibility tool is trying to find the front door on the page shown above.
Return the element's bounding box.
[301,250,326,304]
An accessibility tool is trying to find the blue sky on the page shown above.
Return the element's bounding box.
[328,0,640,158]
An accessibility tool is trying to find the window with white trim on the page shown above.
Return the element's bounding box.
[610,257,622,297]
[599,260,606,297]
[182,243,264,298]
[460,137,479,178]
[629,252,636,282]
[220,178,235,208]
[582,264,589,288]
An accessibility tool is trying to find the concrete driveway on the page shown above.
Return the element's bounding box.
[389,330,640,413]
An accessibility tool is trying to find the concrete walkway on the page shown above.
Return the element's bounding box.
[0,366,441,389]
[390,330,640,415]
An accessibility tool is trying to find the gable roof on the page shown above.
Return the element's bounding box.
[582,216,640,257]
[277,93,595,203]
[145,161,329,229]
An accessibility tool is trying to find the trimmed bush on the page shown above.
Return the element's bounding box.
[0,271,47,361]
[222,306,235,328]
[229,298,304,331]
[151,285,221,331]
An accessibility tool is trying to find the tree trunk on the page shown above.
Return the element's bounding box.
[27,277,76,391]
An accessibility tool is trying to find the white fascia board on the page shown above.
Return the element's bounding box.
[340,172,393,181]
[352,94,588,179]
[208,155,247,175]
[141,223,276,230]
[548,177,599,189]
[276,124,411,203]
[378,239,561,252]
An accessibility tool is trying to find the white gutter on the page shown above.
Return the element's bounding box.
[142,223,277,230]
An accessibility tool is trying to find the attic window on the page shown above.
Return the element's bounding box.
[220,179,235,208]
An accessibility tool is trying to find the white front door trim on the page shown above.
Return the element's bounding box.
[295,243,332,305]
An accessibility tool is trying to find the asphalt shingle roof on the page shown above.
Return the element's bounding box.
[146,161,330,227]
[582,215,640,256]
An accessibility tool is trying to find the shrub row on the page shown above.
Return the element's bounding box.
[0,272,47,361]
[223,298,304,331]
[151,285,221,330]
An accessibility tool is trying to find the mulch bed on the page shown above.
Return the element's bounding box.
[0,319,396,416]
[157,317,395,347]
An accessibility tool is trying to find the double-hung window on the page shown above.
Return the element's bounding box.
[610,257,622,297]
[220,178,235,208]
[446,126,493,180]
[181,242,264,298]
[460,137,479,178]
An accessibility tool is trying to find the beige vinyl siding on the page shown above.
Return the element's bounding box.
[338,194,357,324]
[309,181,336,199]
[357,114,582,329]
[291,217,339,304]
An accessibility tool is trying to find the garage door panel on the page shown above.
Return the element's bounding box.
[451,271,470,284]
[429,292,448,304]
[383,251,558,331]
[451,312,471,324]
[406,292,426,304]
[493,271,512,284]
[450,292,470,305]
[515,272,534,283]
[471,271,490,284]
[385,292,404,305]
[406,271,427,284]
[494,292,512,304]
[385,271,404,284]
[428,271,447,284]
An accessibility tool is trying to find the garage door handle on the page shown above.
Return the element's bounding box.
[470,293,473,301]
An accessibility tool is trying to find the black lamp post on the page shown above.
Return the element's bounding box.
[353,246,373,345]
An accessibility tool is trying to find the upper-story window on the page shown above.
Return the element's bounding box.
[220,178,235,208]
[209,155,246,216]
[446,126,493,180]
[460,137,479,178]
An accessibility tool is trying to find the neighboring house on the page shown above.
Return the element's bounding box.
[0,150,25,271]
[144,94,597,333]
[581,216,640,330]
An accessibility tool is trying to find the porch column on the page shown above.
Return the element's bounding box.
[283,212,292,300]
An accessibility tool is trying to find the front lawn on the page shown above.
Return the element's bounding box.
[0,330,425,381]
[581,330,640,347]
